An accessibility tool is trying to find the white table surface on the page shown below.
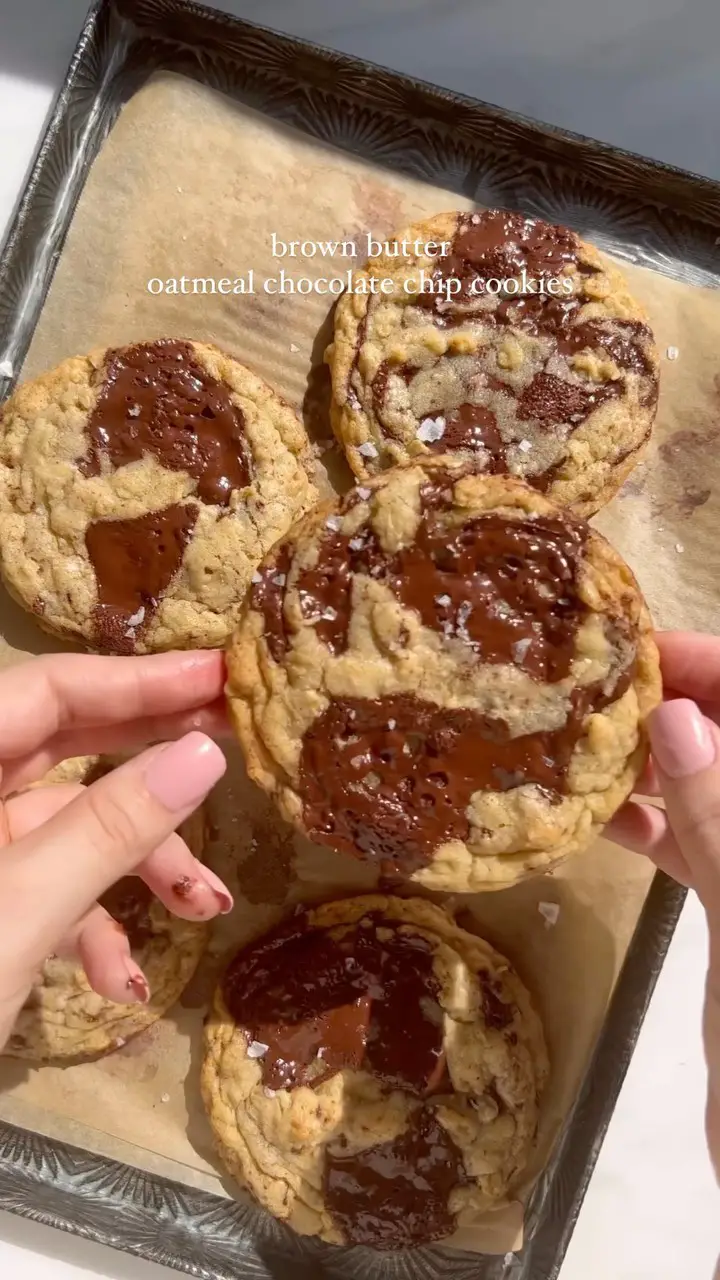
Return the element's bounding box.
[0,1,718,1276]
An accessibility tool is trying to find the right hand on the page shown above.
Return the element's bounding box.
[607,631,720,1180]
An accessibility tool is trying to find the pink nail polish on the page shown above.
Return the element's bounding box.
[125,963,150,1004]
[649,699,716,779]
[145,732,226,812]
[199,866,234,915]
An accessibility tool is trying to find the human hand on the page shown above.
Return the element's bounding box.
[0,650,229,1052]
[607,631,720,1178]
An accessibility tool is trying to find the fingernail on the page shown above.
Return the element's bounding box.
[649,699,716,778]
[199,866,234,915]
[170,872,234,917]
[145,732,226,811]
[125,962,150,1004]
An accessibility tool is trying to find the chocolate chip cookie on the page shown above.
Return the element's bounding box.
[202,895,547,1248]
[0,340,317,653]
[327,210,659,515]
[227,458,661,891]
[4,759,209,1061]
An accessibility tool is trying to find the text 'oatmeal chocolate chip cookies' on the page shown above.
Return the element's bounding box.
[5,757,209,1062]
[0,339,317,653]
[201,895,548,1249]
[327,209,659,515]
[226,457,661,892]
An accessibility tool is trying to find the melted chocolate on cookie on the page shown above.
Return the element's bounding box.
[78,340,252,505]
[276,472,637,871]
[348,211,658,482]
[222,911,473,1247]
[86,502,198,652]
[223,914,445,1095]
[325,1107,465,1248]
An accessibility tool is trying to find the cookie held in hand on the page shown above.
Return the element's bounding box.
[201,895,548,1248]
[227,457,661,891]
[327,209,659,515]
[0,340,317,653]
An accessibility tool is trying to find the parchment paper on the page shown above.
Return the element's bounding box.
[1,72,718,1255]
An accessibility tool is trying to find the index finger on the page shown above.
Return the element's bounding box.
[0,651,226,761]
[656,631,720,704]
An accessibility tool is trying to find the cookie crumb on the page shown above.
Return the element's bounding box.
[666,346,679,361]
[358,441,379,458]
[0,359,14,378]
[289,343,299,353]
[160,1092,170,1103]
[247,1040,270,1059]
[538,901,560,928]
[675,542,685,554]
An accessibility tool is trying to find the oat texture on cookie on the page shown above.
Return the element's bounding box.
[0,340,317,653]
[327,210,659,515]
[201,895,548,1248]
[227,457,661,892]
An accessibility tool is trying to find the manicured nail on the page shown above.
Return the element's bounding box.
[649,699,716,779]
[145,732,226,811]
[199,866,234,914]
[125,962,150,1004]
[171,871,234,917]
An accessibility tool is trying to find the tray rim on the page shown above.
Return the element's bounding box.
[0,1,692,1276]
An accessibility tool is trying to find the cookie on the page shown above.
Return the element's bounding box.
[202,895,547,1248]
[226,458,661,892]
[327,209,659,515]
[4,760,209,1061]
[0,340,318,653]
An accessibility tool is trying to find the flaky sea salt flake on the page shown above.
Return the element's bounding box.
[126,607,145,628]
[127,403,141,417]
[0,360,13,378]
[251,570,262,583]
[538,901,560,928]
[272,573,286,586]
[517,439,533,453]
[264,1087,278,1098]
[387,719,397,730]
[435,593,452,607]
[416,415,446,444]
[512,637,532,663]
[325,514,343,531]
[675,542,685,554]
[289,343,299,353]
[358,441,379,458]
[356,486,372,499]
[349,537,365,550]
[666,345,679,361]
[161,1093,170,1103]
[247,1041,270,1059]
[321,606,337,621]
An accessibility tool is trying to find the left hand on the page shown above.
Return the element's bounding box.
[0,650,230,1050]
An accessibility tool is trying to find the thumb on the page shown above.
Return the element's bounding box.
[3,731,226,972]
[649,699,720,926]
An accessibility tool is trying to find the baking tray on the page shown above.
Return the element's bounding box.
[0,0,703,1275]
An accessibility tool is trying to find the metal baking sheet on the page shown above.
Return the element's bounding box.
[0,0,704,1275]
